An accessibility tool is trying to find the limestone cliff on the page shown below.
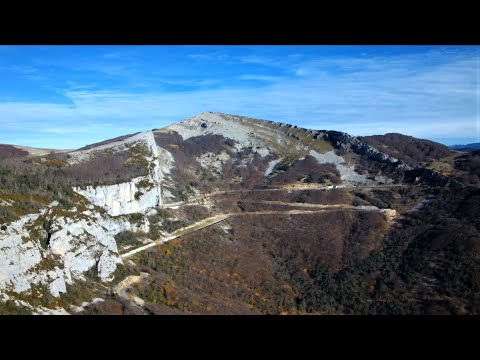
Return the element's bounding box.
[0,131,174,309]
[73,131,174,216]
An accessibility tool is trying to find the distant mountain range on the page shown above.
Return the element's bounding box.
[450,143,480,152]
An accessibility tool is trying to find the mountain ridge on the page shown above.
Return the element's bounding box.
[450,142,480,152]
[0,112,477,315]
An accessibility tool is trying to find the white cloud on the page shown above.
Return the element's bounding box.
[238,74,281,82]
[188,52,230,62]
[103,52,123,59]
[0,48,478,148]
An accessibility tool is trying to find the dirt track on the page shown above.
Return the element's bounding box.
[162,184,408,209]
[121,203,386,259]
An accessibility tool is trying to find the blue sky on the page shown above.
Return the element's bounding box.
[0,45,478,149]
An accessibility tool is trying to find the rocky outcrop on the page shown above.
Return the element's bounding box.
[264,117,413,172]
[75,179,162,216]
[0,213,45,294]
[308,149,374,184]
[1,131,176,305]
[168,112,270,157]
[404,167,462,188]
[0,204,135,298]
[322,131,412,171]
[97,249,119,282]
[73,131,174,216]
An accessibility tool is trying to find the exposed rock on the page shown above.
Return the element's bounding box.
[323,131,412,171]
[73,131,174,216]
[265,159,281,176]
[196,151,230,174]
[0,111,464,313]
[308,150,376,184]
[168,112,271,157]
[0,199,143,298]
[97,250,121,282]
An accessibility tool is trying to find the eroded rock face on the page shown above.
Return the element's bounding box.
[308,150,375,184]
[0,206,131,298]
[75,179,162,216]
[0,131,176,304]
[0,131,175,306]
[168,112,271,157]
[0,213,45,294]
[73,132,174,216]
[323,131,412,171]
[97,249,120,282]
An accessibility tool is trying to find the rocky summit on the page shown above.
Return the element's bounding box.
[0,112,479,315]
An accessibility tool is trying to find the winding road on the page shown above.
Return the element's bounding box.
[162,183,408,209]
[121,200,393,259]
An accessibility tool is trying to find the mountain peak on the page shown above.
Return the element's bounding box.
[0,110,473,315]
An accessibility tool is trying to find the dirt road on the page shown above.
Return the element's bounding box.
[162,184,408,209]
[121,203,386,259]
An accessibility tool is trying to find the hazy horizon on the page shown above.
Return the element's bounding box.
[1,45,478,148]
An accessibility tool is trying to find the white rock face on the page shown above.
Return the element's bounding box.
[48,212,124,284]
[73,131,174,216]
[196,151,230,174]
[309,150,376,184]
[0,199,13,206]
[265,159,281,176]
[97,249,121,282]
[0,213,44,293]
[75,180,158,216]
[48,274,67,297]
[35,307,70,315]
[0,202,141,299]
[168,112,271,157]
[1,131,172,304]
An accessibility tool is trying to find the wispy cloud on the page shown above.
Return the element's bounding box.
[188,52,230,62]
[240,55,274,65]
[0,65,47,81]
[0,46,478,147]
[103,52,123,59]
[238,74,281,82]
